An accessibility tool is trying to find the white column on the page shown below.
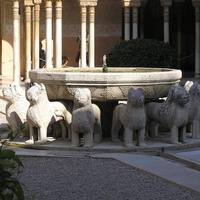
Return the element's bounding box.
[122,1,131,40]
[81,6,87,68]
[124,7,130,40]
[132,3,141,39]
[89,6,95,68]
[55,0,62,68]
[160,0,172,43]
[24,1,34,81]
[13,0,20,83]
[192,0,200,77]
[31,6,35,69]
[46,0,53,68]
[177,4,182,69]
[33,1,41,69]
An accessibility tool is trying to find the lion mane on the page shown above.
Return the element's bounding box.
[146,85,189,144]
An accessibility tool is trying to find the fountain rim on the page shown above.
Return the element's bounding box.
[29,67,182,84]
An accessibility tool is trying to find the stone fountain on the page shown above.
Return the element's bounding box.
[29,67,182,137]
[29,67,181,101]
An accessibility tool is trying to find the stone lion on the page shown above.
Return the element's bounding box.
[26,83,72,144]
[146,85,189,144]
[111,88,146,147]
[184,81,200,138]
[2,82,30,137]
[71,88,102,147]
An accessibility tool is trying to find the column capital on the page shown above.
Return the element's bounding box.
[33,0,42,4]
[78,0,98,7]
[192,0,200,7]
[24,0,34,6]
[122,0,141,7]
[160,0,172,7]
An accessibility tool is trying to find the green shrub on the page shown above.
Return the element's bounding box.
[106,38,178,68]
[0,146,24,200]
[0,124,26,200]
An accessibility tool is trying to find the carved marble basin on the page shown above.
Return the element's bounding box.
[29,67,182,101]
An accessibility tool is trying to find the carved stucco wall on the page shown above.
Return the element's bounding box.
[2,0,122,40]
[96,0,122,37]
[2,0,122,37]
[2,0,24,38]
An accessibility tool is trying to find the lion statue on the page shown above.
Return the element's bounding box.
[184,81,200,138]
[111,88,146,147]
[25,83,72,144]
[2,82,30,137]
[146,85,189,144]
[71,88,102,147]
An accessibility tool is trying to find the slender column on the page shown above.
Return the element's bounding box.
[192,0,200,77]
[124,7,130,40]
[31,6,35,69]
[122,0,141,40]
[89,6,96,68]
[177,4,182,69]
[46,0,53,68]
[13,0,20,83]
[33,0,42,69]
[132,1,141,39]
[24,1,34,81]
[160,0,172,43]
[55,0,62,68]
[81,6,87,68]
[132,7,138,39]
[122,0,131,40]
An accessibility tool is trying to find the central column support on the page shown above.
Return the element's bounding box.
[160,0,172,43]
[45,0,53,68]
[192,0,200,77]
[13,0,20,83]
[33,0,42,69]
[54,0,62,68]
[79,0,98,68]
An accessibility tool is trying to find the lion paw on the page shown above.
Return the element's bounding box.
[25,139,34,145]
[138,142,147,147]
[125,143,135,148]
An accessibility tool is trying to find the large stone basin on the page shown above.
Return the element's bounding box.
[29,67,182,101]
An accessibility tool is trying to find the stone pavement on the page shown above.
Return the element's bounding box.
[0,81,200,195]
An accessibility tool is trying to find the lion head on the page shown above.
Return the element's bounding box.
[73,88,91,107]
[166,85,189,106]
[127,88,145,107]
[26,83,47,104]
[188,82,200,97]
[2,82,24,103]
